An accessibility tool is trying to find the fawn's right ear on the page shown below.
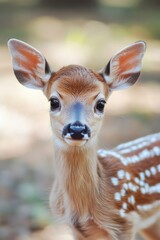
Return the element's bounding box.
[8,39,52,89]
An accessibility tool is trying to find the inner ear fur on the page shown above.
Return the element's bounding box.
[8,38,52,89]
[100,41,146,90]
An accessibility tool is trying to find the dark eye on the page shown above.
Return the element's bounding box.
[95,100,106,113]
[50,97,61,111]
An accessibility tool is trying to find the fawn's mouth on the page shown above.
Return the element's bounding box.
[63,132,89,146]
[64,137,87,146]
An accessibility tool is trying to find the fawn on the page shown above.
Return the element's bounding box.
[8,39,160,240]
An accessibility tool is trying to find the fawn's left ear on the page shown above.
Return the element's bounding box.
[8,39,52,89]
[99,41,146,90]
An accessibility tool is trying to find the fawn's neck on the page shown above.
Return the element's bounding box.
[54,141,99,214]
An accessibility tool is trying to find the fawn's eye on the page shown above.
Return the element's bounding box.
[95,99,106,113]
[50,97,61,111]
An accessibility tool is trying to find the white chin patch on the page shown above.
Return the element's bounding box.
[64,138,87,146]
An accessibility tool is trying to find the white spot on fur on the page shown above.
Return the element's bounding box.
[128,195,135,205]
[150,166,157,175]
[97,149,108,158]
[128,182,138,192]
[137,200,160,211]
[125,172,131,180]
[121,146,160,166]
[119,141,147,154]
[111,177,119,186]
[122,202,128,210]
[139,172,145,181]
[116,133,160,152]
[148,183,160,194]
[119,208,126,218]
[145,169,151,178]
[157,164,160,172]
[123,183,128,190]
[97,150,127,165]
[134,177,140,184]
[120,189,126,197]
[117,169,125,179]
[139,180,145,187]
[140,187,146,194]
[115,192,121,201]
[153,146,160,156]
[128,182,133,190]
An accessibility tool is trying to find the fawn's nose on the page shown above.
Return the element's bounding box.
[63,121,91,140]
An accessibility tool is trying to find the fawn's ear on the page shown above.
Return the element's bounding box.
[100,41,146,90]
[8,39,52,89]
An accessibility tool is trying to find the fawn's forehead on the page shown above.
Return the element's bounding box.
[46,65,108,99]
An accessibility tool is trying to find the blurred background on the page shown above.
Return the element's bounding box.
[0,0,160,239]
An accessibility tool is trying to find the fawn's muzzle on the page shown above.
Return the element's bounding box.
[62,121,91,140]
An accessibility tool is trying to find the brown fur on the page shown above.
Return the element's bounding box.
[46,66,160,240]
[10,39,159,239]
[45,65,107,98]
[45,66,135,240]
[140,222,160,240]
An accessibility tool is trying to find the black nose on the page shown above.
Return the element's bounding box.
[63,121,91,140]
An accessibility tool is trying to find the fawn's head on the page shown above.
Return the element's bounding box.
[8,39,146,148]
